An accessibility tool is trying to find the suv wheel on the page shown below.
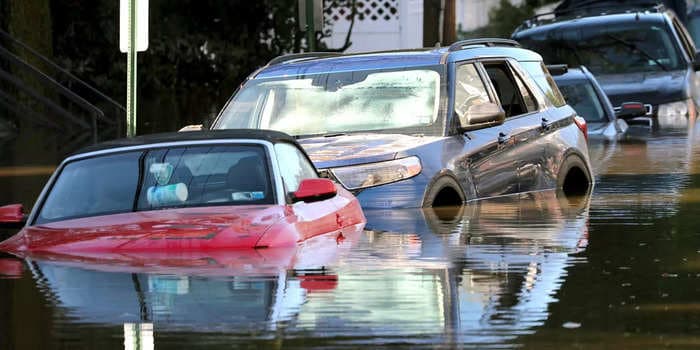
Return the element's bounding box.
[557,155,592,196]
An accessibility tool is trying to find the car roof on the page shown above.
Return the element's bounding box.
[257,49,445,79]
[74,129,300,155]
[513,9,669,37]
[254,43,543,79]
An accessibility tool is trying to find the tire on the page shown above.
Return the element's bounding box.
[423,176,466,208]
[557,154,592,197]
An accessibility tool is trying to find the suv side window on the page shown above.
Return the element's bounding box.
[274,143,318,193]
[482,62,531,118]
[519,61,567,107]
[511,68,538,112]
[454,63,491,119]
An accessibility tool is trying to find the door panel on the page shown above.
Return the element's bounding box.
[506,114,547,193]
[469,126,519,197]
[292,199,341,241]
[453,61,518,198]
[470,61,543,197]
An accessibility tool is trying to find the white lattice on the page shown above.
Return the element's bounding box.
[325,0,399,22]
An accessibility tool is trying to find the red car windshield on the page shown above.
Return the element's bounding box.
[35,145,274,225]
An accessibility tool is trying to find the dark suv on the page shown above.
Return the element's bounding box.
[212,39,592,209]
[512,3,700,129]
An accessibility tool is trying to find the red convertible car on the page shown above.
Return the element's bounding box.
[0,129,365,254]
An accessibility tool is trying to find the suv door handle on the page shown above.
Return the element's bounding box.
[497,132,510,144]
[541,118,551,131]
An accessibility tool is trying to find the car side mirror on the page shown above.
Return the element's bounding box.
[458,102,505,131]
[545,64,568,76]
[616,102,647,120]
[0,204,26,228]
[292,179,337,203]
[694,51,700,71]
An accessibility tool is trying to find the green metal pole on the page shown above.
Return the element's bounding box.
[305,0,316,51]
[126,0,137,137]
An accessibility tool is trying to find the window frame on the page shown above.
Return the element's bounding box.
[477,59,541,119]
[273,141,320,200]
[452,61,494,121]
[519,60,567,108]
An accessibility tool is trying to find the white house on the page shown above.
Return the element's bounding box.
[323,0,553,53]
[323,0,424,53]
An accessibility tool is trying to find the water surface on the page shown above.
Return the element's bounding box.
[2,122,700,349]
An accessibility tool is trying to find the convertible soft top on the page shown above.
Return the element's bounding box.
[74,129,300,155]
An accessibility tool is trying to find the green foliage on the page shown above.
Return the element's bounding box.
[459,0,558,39]
[49,0,305,132]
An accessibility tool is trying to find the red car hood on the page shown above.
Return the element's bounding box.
[0,206,288,254]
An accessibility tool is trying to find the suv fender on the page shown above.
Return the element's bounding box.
[557,153,593,196]
[422,172,469,207]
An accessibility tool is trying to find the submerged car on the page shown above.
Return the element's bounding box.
[513,3,700,129]
[212,39,593,209]
[0,129,365,253]
[550,65,649,139]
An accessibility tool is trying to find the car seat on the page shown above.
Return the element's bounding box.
[226,156,267,193]
[90,168,134,214]
[170,166,193,185]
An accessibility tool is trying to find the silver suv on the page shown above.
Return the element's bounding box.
[212,39,593,209]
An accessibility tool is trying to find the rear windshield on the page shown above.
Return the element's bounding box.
[518,22,684,74]
[556,79,608,123]
[36,145,274,224]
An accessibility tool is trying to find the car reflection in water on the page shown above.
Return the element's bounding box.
[588,110,698,184]
[9,191,589,348]
[13,224,362,336]
[301,190,590,347]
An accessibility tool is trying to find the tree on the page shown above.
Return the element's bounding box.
[459,0,559,39]
[50,0,306,133]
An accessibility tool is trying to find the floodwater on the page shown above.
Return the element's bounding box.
[1,121,700,349]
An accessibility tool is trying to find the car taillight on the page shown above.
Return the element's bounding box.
[574,116,587,141]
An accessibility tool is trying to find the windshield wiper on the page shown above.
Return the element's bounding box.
[294,132,348,139]
[605,33,669,72]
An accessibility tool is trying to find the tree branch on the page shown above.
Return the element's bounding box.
[321,0,356,52]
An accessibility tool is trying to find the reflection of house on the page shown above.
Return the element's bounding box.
[323,0,537,52]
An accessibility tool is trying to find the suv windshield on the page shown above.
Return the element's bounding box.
[556,79,607,123]
[36,145,274,224]
[687,14,700,45]
[215,66,445,137]
[518,22,683,74]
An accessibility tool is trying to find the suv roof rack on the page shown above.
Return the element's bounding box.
[523,1,665,27]
[448,38,521,52]
[267,52,342,66]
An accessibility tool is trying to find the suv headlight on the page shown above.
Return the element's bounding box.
[657,99,695,128]
[329,156,422,190]
[657,100,689,118]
